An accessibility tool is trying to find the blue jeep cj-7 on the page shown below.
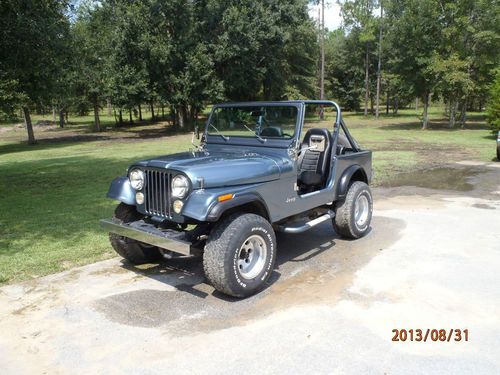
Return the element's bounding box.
[101,100,373,297]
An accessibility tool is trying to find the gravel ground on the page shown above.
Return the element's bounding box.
[0,161,499,375]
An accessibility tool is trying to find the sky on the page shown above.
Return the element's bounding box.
[308,1,344,31]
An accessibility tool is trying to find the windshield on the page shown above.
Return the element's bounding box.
[207,105,298,140]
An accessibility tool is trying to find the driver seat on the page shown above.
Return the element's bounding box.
[298,128,333,190]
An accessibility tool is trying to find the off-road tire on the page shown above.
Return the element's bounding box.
[203,213,276,298]
[109,203,162,264]
[333,181,373,239]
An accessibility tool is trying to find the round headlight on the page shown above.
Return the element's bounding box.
[171,175,189,198]
[129,169,145,190]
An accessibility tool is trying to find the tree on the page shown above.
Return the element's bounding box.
[340,0,378,116]
[386,0,442,129]
[486,69,500,133]
[375,1,383,118]
[436,0,500,126]
[198,0,316,102]
[71,1,116,131]
[324,28,365,111]
[0,0,71,143]
[430,53,474,128]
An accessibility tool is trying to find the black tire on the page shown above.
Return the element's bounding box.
[109,203,162,264]
[203,213,276,298]
[333,181,373,239]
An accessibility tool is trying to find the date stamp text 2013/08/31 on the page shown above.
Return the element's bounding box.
[392,329,469,342]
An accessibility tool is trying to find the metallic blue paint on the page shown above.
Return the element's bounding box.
[131,150,282,188]
[107,177,136,205]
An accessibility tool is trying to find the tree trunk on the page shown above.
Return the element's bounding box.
[114,109,118,125]
[176,106,186,129]
[150,102,155,121]
[138,104,142,121]
[392,97,398,114]
[161,104,165,118]
[448,100,458,128]
[375,2,383,118]
[319,0,325,119]
[107,98,112,116]
[386,90,389,114]
[65,110,68,123]
[459,99,467,128]
[129,109,133,124]
[93,97,101,132]
[189,105,196,128]
[119,109,123,125]
[422,92,429,130]
[364,43,369,116]
[59,109,65,128]
[170,106,177,127]
[22,106,36,144]
[52,106,56,123]
[415,97,419,110]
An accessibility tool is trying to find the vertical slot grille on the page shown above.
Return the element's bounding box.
[144,169,172,218]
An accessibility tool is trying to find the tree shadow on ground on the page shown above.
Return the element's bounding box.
[379,118,490,131]
[0,125,194,156]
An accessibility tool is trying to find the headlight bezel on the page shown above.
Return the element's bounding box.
[129,168,145,190]
[171,174,190,199]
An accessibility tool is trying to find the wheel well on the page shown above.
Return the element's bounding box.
[350,168,368,184]
[337,166,369,201]
[219,201,270,222]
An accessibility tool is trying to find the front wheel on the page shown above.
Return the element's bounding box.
[203,213,276,298]
[333,181,373,239]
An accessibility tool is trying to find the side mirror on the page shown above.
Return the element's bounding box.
[195,125,200,140]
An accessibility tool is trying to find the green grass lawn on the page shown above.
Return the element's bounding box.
[0,106,495,284]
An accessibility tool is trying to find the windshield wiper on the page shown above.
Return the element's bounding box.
[209,124,229,141]
[242,124,266,143]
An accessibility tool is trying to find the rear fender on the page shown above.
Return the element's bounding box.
[336,165,368,200]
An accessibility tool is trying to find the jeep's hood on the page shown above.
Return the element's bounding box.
[133,150,283,188]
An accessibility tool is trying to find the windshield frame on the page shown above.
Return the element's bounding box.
[204,102,303,148]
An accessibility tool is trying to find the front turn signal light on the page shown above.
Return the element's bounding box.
[218,193,234,202]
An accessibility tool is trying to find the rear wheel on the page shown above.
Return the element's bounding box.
[203,213,276,298]
[333,181,373,239]
[109,203,162,264]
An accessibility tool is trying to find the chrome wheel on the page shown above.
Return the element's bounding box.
[237,234,268,279]
[354,194,370,228]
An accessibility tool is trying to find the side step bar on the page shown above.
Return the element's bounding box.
[277,210,335,234]
[100,219,192,256]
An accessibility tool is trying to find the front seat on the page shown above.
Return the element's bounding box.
[298,128,333,190]
[260,126,283,137]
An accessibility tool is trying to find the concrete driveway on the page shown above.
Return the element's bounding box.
[1,161,499,374]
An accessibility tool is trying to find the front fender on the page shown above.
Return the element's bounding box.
[181,183,267,222]
[106,176,135,205]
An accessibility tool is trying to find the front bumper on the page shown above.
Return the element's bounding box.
[100,219,194,256]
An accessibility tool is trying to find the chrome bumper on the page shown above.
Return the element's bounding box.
[100,219,192,256]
